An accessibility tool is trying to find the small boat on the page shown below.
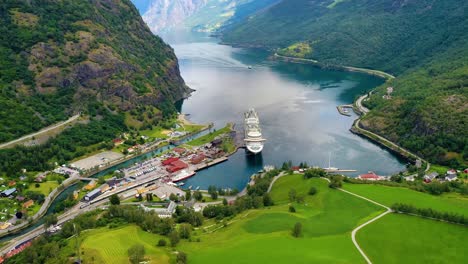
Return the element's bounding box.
[248,65,252,69]
[178,182,185,186]
[196,186,200,190]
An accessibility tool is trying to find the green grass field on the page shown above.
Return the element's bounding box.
[177,175,382,264]
[343,183,468,215]
[186,125,231,147]
[32,181,59,196]
[80,225,170,264]
[357,213,468,263]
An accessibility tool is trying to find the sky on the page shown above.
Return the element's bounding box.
[131,0,152,14]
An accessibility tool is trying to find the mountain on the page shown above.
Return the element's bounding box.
[140,0,208,33]
[135,0,278,33]
[0,0,190,142]
[219,0,468,166]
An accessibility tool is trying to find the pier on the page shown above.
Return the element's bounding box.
[337,104,354,116]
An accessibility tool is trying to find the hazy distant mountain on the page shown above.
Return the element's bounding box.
[133,0,278,33]
[139,0,208,33]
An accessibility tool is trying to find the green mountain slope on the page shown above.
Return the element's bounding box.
[0,0,189,143]
[221,0,468,166]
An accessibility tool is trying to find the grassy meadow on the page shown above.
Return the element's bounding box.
[343,183,468,215]
[75,175,467,263]
[357,213,468,263]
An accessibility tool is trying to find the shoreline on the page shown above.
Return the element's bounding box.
[272,53,395,80]
[271,53,429,171]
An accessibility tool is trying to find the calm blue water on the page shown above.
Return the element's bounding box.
[164,32,406,190]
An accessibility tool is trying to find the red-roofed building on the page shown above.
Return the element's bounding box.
[162,157,179,166]
[113,138,124,146]
[291,166,300,172]
[173,147,186,154]
[190,153,206,164]
[357,172,382,181]
[166,160,188,173]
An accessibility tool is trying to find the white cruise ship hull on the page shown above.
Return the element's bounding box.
[244,108,265,154]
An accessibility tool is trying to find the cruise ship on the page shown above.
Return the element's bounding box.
[244,108,266,154]
[172,170,196,183]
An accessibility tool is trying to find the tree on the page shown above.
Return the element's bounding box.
[193,191,203,201]
[169,193,179,202]
[263,193,274,206]
[210,191,218,200]
[15,211,23,219]
[289,205,296,213]
[222,198,228,206]
[179,223,192,239]
[308,186,317,195]
[97,176,105,185]
[177,252,188,264]
[292,222,302,237]
[329,175,343,189]
[288,188,296,202]
[44,214,58,230]
[185,190,191,201]
[157,239,167,247]
[109,194,120,205]
[128,244,145,264]
[169,230,180,247]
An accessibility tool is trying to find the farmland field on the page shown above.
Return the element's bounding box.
[178,175,382,264]
[342,183,468,215]
[357,213,468,263]
[80,225,170,264]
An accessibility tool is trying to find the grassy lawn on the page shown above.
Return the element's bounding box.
[80,225,171,264]
[178,175,382,264]
[32,181,59,196]
[343,183,468,215]
[357,213,468,263]
[186,125,231,147]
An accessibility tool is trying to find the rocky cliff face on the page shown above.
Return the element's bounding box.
[0,0,190,140]
[142,0,208,33]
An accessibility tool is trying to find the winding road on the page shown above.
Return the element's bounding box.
[0,114,81,149]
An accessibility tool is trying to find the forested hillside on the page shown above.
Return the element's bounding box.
[0,0,189,143]
[221,0,468,166]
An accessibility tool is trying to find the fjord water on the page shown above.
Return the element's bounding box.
[165,33,405,190]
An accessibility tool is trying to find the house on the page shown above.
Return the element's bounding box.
[0,188,16,197]
[190,153,206,164]
[112,138,124,146]
[166,160,188,173]
[464,168,468,174]
[357,172,382,181]
[423,172,439,182]
[140,201,177,218]
[162,157,179,166]
[16,196,25,202]
[173,147,186,155]
[8,181,16,187]
[446,169,457,175]
[83,188,102,202]
[445,174,457,182]
[405,175,415,182]
[22,200,34,209]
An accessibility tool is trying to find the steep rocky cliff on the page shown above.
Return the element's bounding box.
[0,0,190,141]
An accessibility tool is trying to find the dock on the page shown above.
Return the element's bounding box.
[337,104,354,117]
[194,157,228,171]
[324,168,357,173]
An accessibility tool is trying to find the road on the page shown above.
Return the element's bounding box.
[355,94,370,114]
[0,114,81,149]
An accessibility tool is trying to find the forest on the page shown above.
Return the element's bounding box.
[0,0,186,142]
[221,0,468,166]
